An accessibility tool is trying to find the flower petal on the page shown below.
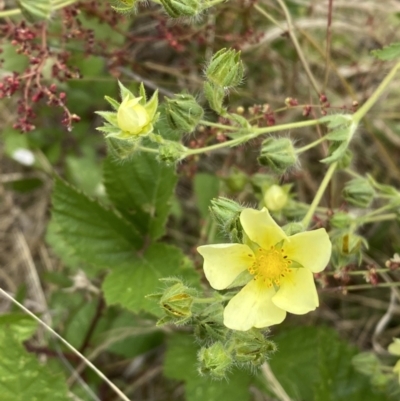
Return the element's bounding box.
[284,229,332,273]
[224,279,286,330]
[197,244,254,290]
[240,208,288,249]
[272,268,319,314]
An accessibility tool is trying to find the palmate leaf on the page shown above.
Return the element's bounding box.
[103,153,177,240]
[0,330,70,401]
[267,326,390,401]
[164,333,252,401]
[51,177,142,270]
[102,243,199,316]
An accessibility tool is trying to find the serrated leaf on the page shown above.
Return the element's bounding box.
[325,127,352,141]
[268,326,390,401]
[0,314,38,342]
[320,114,352,129]
[0,330,70,401]
[51,177,142,270]
[164,333,252,401]
[102,243,199,315]
[371,43,400,61]
[103,153,177,240]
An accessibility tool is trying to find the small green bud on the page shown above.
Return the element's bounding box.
[330,211,354,229]
[258,137,298,174]
[165,94,204,134]
[198,342,232,379]
[206,48,244,89]
[160,0,200,18]
[263,184,288,211]
[343,178,375,208]
[209,197,244,242]
[152,278,196,324]
[228,329,277,367]
[352,352,382,377]
[223,168,248,193]
[157,141,187,165]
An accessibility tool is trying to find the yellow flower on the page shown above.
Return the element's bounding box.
[197,208,332,331]
[117,95,157,137]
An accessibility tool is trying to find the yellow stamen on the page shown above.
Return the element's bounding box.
[248,245,292,288]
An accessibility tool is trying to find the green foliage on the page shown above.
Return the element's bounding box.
[103,153,177,240]
[164,333,253,401]
[193,173,220,219]
[0,313,38,342]
[267,326,390,401]
[371,43,400,60]
[51,177,142,270]
[0,330,70,401]
[103,243,199,315]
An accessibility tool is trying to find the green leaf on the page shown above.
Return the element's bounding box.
[164,333,252,401]
[194,173,220,218]
[51,177,142,270]
[0,314,38,342]
[268,326,390,401]
[0,330,70,401]
[102,243,199,315]
[371,43,400,61]
[103,153,177,240]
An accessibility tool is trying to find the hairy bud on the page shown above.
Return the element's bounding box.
[343,178,375,208]
[258,137,298,174]
[198,342,232,379]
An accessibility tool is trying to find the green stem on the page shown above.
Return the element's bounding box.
[0,8,21,17]
[53,0,79,9]
[353,61,400,123]
[253,4,284,29]
[295,135,327,154]
[185,119,320,157]
[301,162,337,227]
[193,295,232,304]
[331,282,400,291]
[325,268,390,276]
[199,119,237,131]
[358,213,397,224]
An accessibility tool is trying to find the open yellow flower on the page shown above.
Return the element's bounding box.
[197,208,331,331]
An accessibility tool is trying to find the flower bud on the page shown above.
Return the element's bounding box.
[330,211,354,229]
[228,329,276,367]
[282,221,304,236]
[96,82,159,141]
[343,178,375,208]
[164,94,204,134]
[198,342,232,379]
[148,278,196,325]
[209,197,244,242]
[258,137,298,174]
[157,141,187,165]
[263,185,288,211]
[223,168,248,193]
[194,303,227,343]
[160,0,200,18]
[205,48,244,89]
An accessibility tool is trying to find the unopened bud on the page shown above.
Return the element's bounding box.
[263,184,288,211]
[206,48,244,89]
[330,211,353,229]
[198,342,232,379]
[228,329,276,367]
[165,93,204,133]
[258,137,298,174]
[282,221,304,236]
[157,141,187,165]
[209,197,244,242]
[223,168,248,193]
[203,82,226,115]
[148,278,196,324]
[343,178,375,208]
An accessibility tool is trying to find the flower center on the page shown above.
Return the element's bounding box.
[248,246,292,287]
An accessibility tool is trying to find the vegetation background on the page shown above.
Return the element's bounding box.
[1,0,400,400]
